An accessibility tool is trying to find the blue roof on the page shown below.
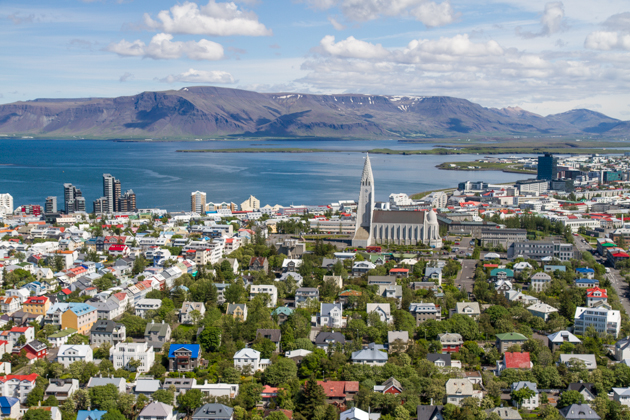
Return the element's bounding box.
[168,344,200,358]
[0,397,19,414]
[545,265,566,271]
[575,278,598,283]
[68,303,96,316]
[576,268,595,273]
[77,410,108,420]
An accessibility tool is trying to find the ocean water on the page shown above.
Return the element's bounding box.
[1,139,532,211]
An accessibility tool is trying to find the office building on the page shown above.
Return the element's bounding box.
[537,153,558,181]
[45,196,57,214]
[574,306,621,338]
[64,184,84,214]
[119,190,137,212]
[516,179,549,194]
[0,194,13,215]
[191,191,207,213]
[240,195,260,211]
[93,197,107,214]
[103,174,115,213]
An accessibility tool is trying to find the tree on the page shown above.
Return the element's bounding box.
[177,388,203,415]
[132,255,147,275]
[73,389,91,410]
[89,384,120,410]
[152,389,175,405]
[267,412,289,420]
[298,376,326,416]
[263,358,298,386]
[102,410,126,420]
[25,387,44,407]
[252,337,277,359]
[511,387,535,409]
[23,410,52,420]
[199,326,222,352]
[557,390,585,408]
[43,395,59,407]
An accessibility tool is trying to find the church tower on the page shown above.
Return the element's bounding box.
[352,154,374,248]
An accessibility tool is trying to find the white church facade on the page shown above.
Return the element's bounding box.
[352,154,442,248]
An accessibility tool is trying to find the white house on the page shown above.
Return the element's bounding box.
[527,303,559,321]
[134,299,162,318]
[366,303,393,324]
[233,348,269,372]
[613,387,630,407]
[559,354,597,370]
[138,402,174,420]
[351,348,388,366]
[445,378,483,407]
[178,302,206,324]
[574,306,621,338]
[530,272,552,292]
[57,345,93,368]
[511,381,539,410]
[340,407,369,420]
[110,342,154,373]
[451,302,480,319]
[249,285,278,307]
[615,337,630,361]
[315,303,344,328]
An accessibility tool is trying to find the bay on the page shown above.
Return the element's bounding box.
[1,139,532,211]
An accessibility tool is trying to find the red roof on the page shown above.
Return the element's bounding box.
[0,374,38,383]
[317,381,359,398]
[61,289,71,295]
[10,327,30,333]
[113,292,128,301]
[484,264,499,268]
[586,287,608,299]
[504,352,531,369]
[108,244,128,252]
[389,268,409,273]
[612,252,630,258]
[24,297,49,305]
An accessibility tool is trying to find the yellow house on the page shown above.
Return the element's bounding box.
[61,303,97,335]
[227,303,248,321]
[23,296,51,315]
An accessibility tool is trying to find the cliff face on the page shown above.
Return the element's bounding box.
[0,86,624,139]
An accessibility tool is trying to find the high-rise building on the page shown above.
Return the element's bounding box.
[240,195,260,211]
[119,190,136,212]
[93,197,108,214]
[537,153,558,181]
[191,191,207,213]
[103,174,121,213]
[113,179,122,211]
[0,194,13,215]
[45,197,57,214]
[63,184,83,214]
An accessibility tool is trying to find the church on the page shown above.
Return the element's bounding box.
[351,154,442,248]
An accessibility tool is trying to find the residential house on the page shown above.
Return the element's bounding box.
[567,383,598,402]
[48,328,78,348]
[144,321,172,349]
[445,378,482,406]
[284,349,312,364]
[192,382,240,399]
[233,348,269,372]
[451,302,480,319]
[574,306,621,338]
[0,397,19,419]
[559,354,597,370]
[317,380,359,409]
[576,268,595,279]
[497,352,533,374]
[315,303,344,329]
[426,353,462,369]
[60,303,97,335]
[137,402,174,420]
[527,303,559,321]
[586,287,608,307]
[340,407,369,420]
[387,331,409,352]
[0,298,20,314]
[249,285,278,307]
[352,261,376,276]
[425,266,443,285]
[323,276,343,289]
[168,344,201,372]
[367,276,396,286]
[0,374,38,403]
[90,320,126,346]
[57,345,93,368]
[496,333,528,353]
[134,378,161,397]
[161,377,195,397]
[272,306,293,325]
[23,296,51,316]
[373,377,403,394]
[530,272,552,292]
[256,329,282,353]
[88,299,121,321]
[193,404,234,420]
[558,404,600,420]
[438,333,463,353]
[86,376,126,394]
[6,327,34,346]
[110,342,154,373]
[338,290,362,307]
[282,259,302,273]
[612,388,630,407]
[409,303,441,325]
[226,303,248,321]
[134,298,162,318]
[315,332,347,351]
[511,381,539,410]
[575,278,599,288]
[367,303,393,324]
[377,285,403,308]
[179,302,206,324]
[485,408,522,420]
[295,288,319,308]
[351,348,388,365]
[45,379,79,402]
[76,411,108,420]
[249,257,268,272]
[548,331,582,352]
[417,406,444,420]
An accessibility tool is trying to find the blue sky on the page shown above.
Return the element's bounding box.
[2,0,630,118]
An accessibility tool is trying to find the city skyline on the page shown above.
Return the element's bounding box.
[2,0,630,118]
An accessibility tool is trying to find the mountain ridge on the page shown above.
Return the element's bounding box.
[0,86,625,139]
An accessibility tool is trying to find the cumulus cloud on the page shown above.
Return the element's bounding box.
[143,1,272,36]
[602,12,630,31]
[119,72,134,82]
[107,33,224,60]
[585,31,630,50]
[160,68,236,84]
[516,1,566,38]
[302,0,457,27]
[319,35,389,59]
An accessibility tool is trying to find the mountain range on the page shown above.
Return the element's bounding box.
[0,86,627,139]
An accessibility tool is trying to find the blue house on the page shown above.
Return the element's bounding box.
[0,397,20,418]
[575,278,600,288]
[576,267,595,279]
[168,344,201,372]
[77,410,108,420]
[544,265,566,273]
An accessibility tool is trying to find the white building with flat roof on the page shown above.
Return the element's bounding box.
[574,306,621,338]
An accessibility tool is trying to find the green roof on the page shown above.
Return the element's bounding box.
[48,328,77,338]
[272,306,293,316]
[490,268,514,277]
[496,332,527,341]
[601,243,616,247]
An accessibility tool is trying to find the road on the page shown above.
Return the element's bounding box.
[574,236,630,315]
[457,259,477,294]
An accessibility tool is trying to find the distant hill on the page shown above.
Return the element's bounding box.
[0,86,625,139]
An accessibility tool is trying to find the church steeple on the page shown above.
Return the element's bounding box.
[361,153,374,186]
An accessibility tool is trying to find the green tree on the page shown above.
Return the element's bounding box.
[263,358,298,386]
[152,389,175,405]
[511,387,535,409]
[43,395,59,407]
[199,326,222,352]
[177,388,203,415]
[25,387,44,407]
[557,390,585,408]
[267,412,289,420]
[299,376,326,416]
[252,337,277,359]
[102,410,126,420]
[89,384,119,410]
[23,409,52,420]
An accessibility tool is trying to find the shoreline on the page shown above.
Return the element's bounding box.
[176,147,629,155]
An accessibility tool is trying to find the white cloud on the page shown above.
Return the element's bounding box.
[302,0,457,27]
[585,31,630,51]
[143,1,272,36]
[516,1,566,39]
[327,16,346,30]
[119,72,134,82]
[107,33,224,60]
[160,68,236,84]
[319,35,389,59]
[603,12,630,31]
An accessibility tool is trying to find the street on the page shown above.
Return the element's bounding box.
[457,259,477,294]
[574,236,630,315]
